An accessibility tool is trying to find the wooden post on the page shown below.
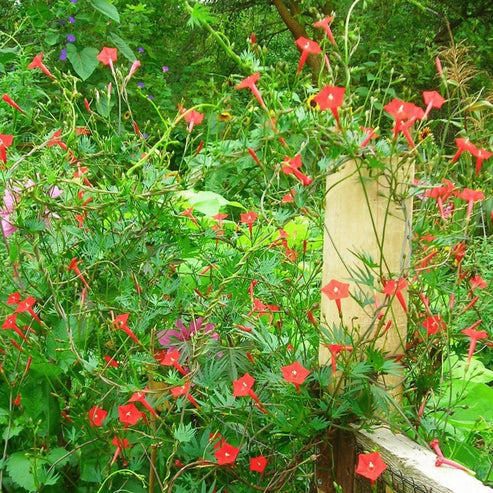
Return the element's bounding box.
[318,157,414,491]
[314,429,357,493]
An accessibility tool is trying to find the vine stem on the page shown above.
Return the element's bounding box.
[96,469,147,493]
[343,0,364,87]
[182,0,250,73]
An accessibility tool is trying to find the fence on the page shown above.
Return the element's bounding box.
[318,158,492,493]
[354,426,492,493]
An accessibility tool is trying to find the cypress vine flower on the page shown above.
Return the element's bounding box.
[118,403,145,427]
[462,322,488,365]
[281,361,310,392]
[422,90,445,118]
[236,72,266,109]
[295,37,322,73]
[112,313,141,344]
[250,455,267,473]
[0,134,13,164]
[355,452,387,484]
[88,405,108,427]
[312,85,345,126]
[321,279,350,315]
[27,53,55,78]
[233,373,267,413]
[214,441,240,466]
[314,16,336,44]
[324,344,353,375]
[2,94,24,113]
[459,188,484,219]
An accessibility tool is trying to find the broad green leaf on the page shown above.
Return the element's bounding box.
[450,357,493,383]
[95,92,113,118]
[66,45,99,81]
[29,362,63,377]
[90,0,120,23]
[0,47,19,66]
[2,424,23,441]
[108,32,136,61]
[44,30,60,46]
[47,447,70,468]
[446,382,493,429]
[21,380,44,420]
[179,190,243,216]
[80,454,102,483]
[283,216,310,245]
[6,452,36,491]
[0,408,9,424]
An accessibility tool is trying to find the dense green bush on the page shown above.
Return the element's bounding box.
[0,1,492,492]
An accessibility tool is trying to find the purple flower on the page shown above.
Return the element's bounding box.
[138,46,144,53]
[69,0,77,3]
[158,317,218,347]
[67,34,75,43]
[59,49,67,61]
[162,66,169,72]
[0,214,16,238]
[148,94,154,100]
[137,81,145,88]
[68,16,76,24]
[48,185,63,198]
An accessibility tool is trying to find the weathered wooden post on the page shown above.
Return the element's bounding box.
[316,157,414,492]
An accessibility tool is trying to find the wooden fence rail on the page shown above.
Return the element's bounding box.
[354,426,492,493]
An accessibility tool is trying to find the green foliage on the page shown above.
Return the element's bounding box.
[91,0,120,23]
[6,453,37,492]
[186,3,217,28]
[0,0,491,491]
[66,45,100,81]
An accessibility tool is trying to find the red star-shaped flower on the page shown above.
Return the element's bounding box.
[170,382,199,408]
[250,455,267,473]
[214,441,240,466]
[314,17,336,44]
[97,47,117,67]
[281,361,310,392]
[324,344,353,375]
[0,134,14,164]
[88,405,108,427]
[382,277,407,313]
[112,313,141,344]
[236,72,266,109]
[27,53,55,78]
[422,314,446,336]
[118,403,144,427]
[312,85,345,126]
[462,322,488,365]
[233,373,266,413]
[422,90,445,118]
[321,279,350,314]
[295,37,322,73]
[355,451,387,484]
[240,210,258,235]
[160,349,187,375]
